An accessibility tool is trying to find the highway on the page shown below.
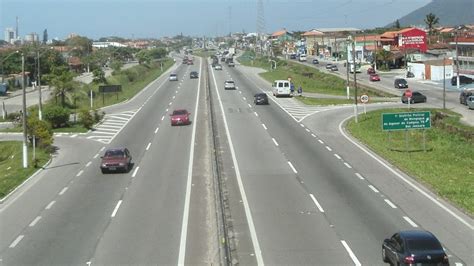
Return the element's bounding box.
[0,54,472,265]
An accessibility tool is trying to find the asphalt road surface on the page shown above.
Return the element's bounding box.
[0,54,472,265]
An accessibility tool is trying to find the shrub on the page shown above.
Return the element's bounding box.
[43,105,70,128]
[93,109,105,123]
[78,109,94,129]
[27,115,53,148]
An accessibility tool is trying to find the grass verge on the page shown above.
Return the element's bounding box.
[346,108,474,215]
[296,96,394,106]
[0,141,50,198]
[238,50,395,98]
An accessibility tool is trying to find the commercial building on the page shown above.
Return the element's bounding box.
[302,27,360,58]
[4,28,16,44]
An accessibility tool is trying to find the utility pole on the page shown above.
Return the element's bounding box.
[21,53,28,168]
[455,29,460,89]
[352,37,358,123]
[346,41,350,99]
[37,50,43,120]
[443,55,446,109]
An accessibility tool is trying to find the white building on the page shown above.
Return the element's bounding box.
[24,32,39,43]
[4,27,16,43]
[92,41,128,48]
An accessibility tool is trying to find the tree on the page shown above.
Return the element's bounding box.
[424,13,440,43]
[110,60,123,73]
[136,50,152,65]
[46,66,77,106]
[394,20,401,29]
[66,36,92,58]
[376,49,393,70]
[92,68,106,84]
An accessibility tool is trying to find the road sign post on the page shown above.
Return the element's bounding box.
[405,89,412,109]
[360,94,369,114]
[382,111,431,152]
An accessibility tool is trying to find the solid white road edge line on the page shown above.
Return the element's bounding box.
[111,200,123,217]
[177,57,202,265]
[131,167,139,178]
[9,235,24,248]
[341,240,362,266]
[338,116,474,230]
[403,216,419,227]
[210,62,264,265]
[309,194,325,212]
[288,161,298,174]
[272,138,279,146]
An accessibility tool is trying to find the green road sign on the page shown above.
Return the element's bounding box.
[382,111,431,131]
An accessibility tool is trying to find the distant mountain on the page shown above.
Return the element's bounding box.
[390,0,474,28]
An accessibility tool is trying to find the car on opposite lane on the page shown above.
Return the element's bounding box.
[190,71,199,79]
[170,109,191,126]
[312,59,319,64]
[382,230,449,266]
[169,73,178,81]
[214,64,223,70]
[100,148,132,173]
[467,95,474,109]
[330,65,338,71]
[402,91,427,104]
[224,80,236,90]
[254,93,269,105]
[459,88,474,105]
[325,63,333,70]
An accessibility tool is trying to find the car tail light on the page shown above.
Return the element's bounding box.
[404,255,415,264]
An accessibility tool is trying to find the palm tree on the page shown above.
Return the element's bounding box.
[376,49,393,71]
[424,13,440,44]
[47,67,77,106]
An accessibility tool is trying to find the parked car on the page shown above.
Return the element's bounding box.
[369,73,380,81]
[312,59,319,64]
[100,148,132,173]
[330,65,338,71]
[325,63,333,70]
[459,88,474,105]
[187,59,194,65]
[467,95,474,109]
[367,67,376,75]
[402,91,427,104]
[451,75,474,86]
[298,54,307,62]
[170,109,191,126]
[169,73,178,81]
[394,78,408,89]
[254,93,269,105]
[214,64,222,70]
[290,54,297,59]
[224,80,236,90]
[382,230,449,266]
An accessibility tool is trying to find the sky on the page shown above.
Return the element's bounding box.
[0,0,432,40]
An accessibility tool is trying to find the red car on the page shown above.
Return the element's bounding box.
[369,73,380,81]
[367,67,375,75]
[170,109,191,126]
[100,148,132,173]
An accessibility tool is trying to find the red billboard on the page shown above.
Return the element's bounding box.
[398,28,427,52]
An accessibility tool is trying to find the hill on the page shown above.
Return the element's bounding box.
[390,0,474,27]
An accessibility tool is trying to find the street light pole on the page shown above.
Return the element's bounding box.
[346,41,350,100]
[443,55,446,109]
[455,30,460,89]
[351,36,358,123]
[21,53,28,168]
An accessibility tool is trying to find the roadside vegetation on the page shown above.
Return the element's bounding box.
[346,108,474,214]
[238,50,395,99]
[0,141,51,198]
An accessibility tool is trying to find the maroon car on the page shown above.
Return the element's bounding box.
[369,73,381,81]
[367,67,376,75]
[100,148,132,173]
[170,109,191,126]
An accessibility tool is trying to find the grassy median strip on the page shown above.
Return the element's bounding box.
[346,108,474,214]
[295,96,395,106]
[0,141,50,198]
[238,51,395,98]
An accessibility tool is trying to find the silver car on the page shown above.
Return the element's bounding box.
[467,95,474,109]
[224,80,235,90]
[169,73,178,81]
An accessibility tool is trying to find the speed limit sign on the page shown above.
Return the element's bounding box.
[360,94,369,103]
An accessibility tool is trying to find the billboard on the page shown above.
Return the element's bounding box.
[398,28,427,52]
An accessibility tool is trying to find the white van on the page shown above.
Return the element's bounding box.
[299,54,307,62]
[272,80,291,97]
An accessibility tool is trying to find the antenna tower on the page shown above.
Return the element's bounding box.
[256,0,265,40]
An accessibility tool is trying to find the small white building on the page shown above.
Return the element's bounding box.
[407,59,453,81]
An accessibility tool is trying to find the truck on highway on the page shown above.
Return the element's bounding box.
[349,62,361,73]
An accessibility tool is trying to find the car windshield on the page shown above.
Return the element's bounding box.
[173,110,187,115]
[104,150,125,158]
[226,81,234,84]
[406,238,441,251]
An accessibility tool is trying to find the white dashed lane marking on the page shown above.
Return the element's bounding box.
[29,216,41,227]
[403,216,419,227]
[9,235,24,248]
[384,199,397,209]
